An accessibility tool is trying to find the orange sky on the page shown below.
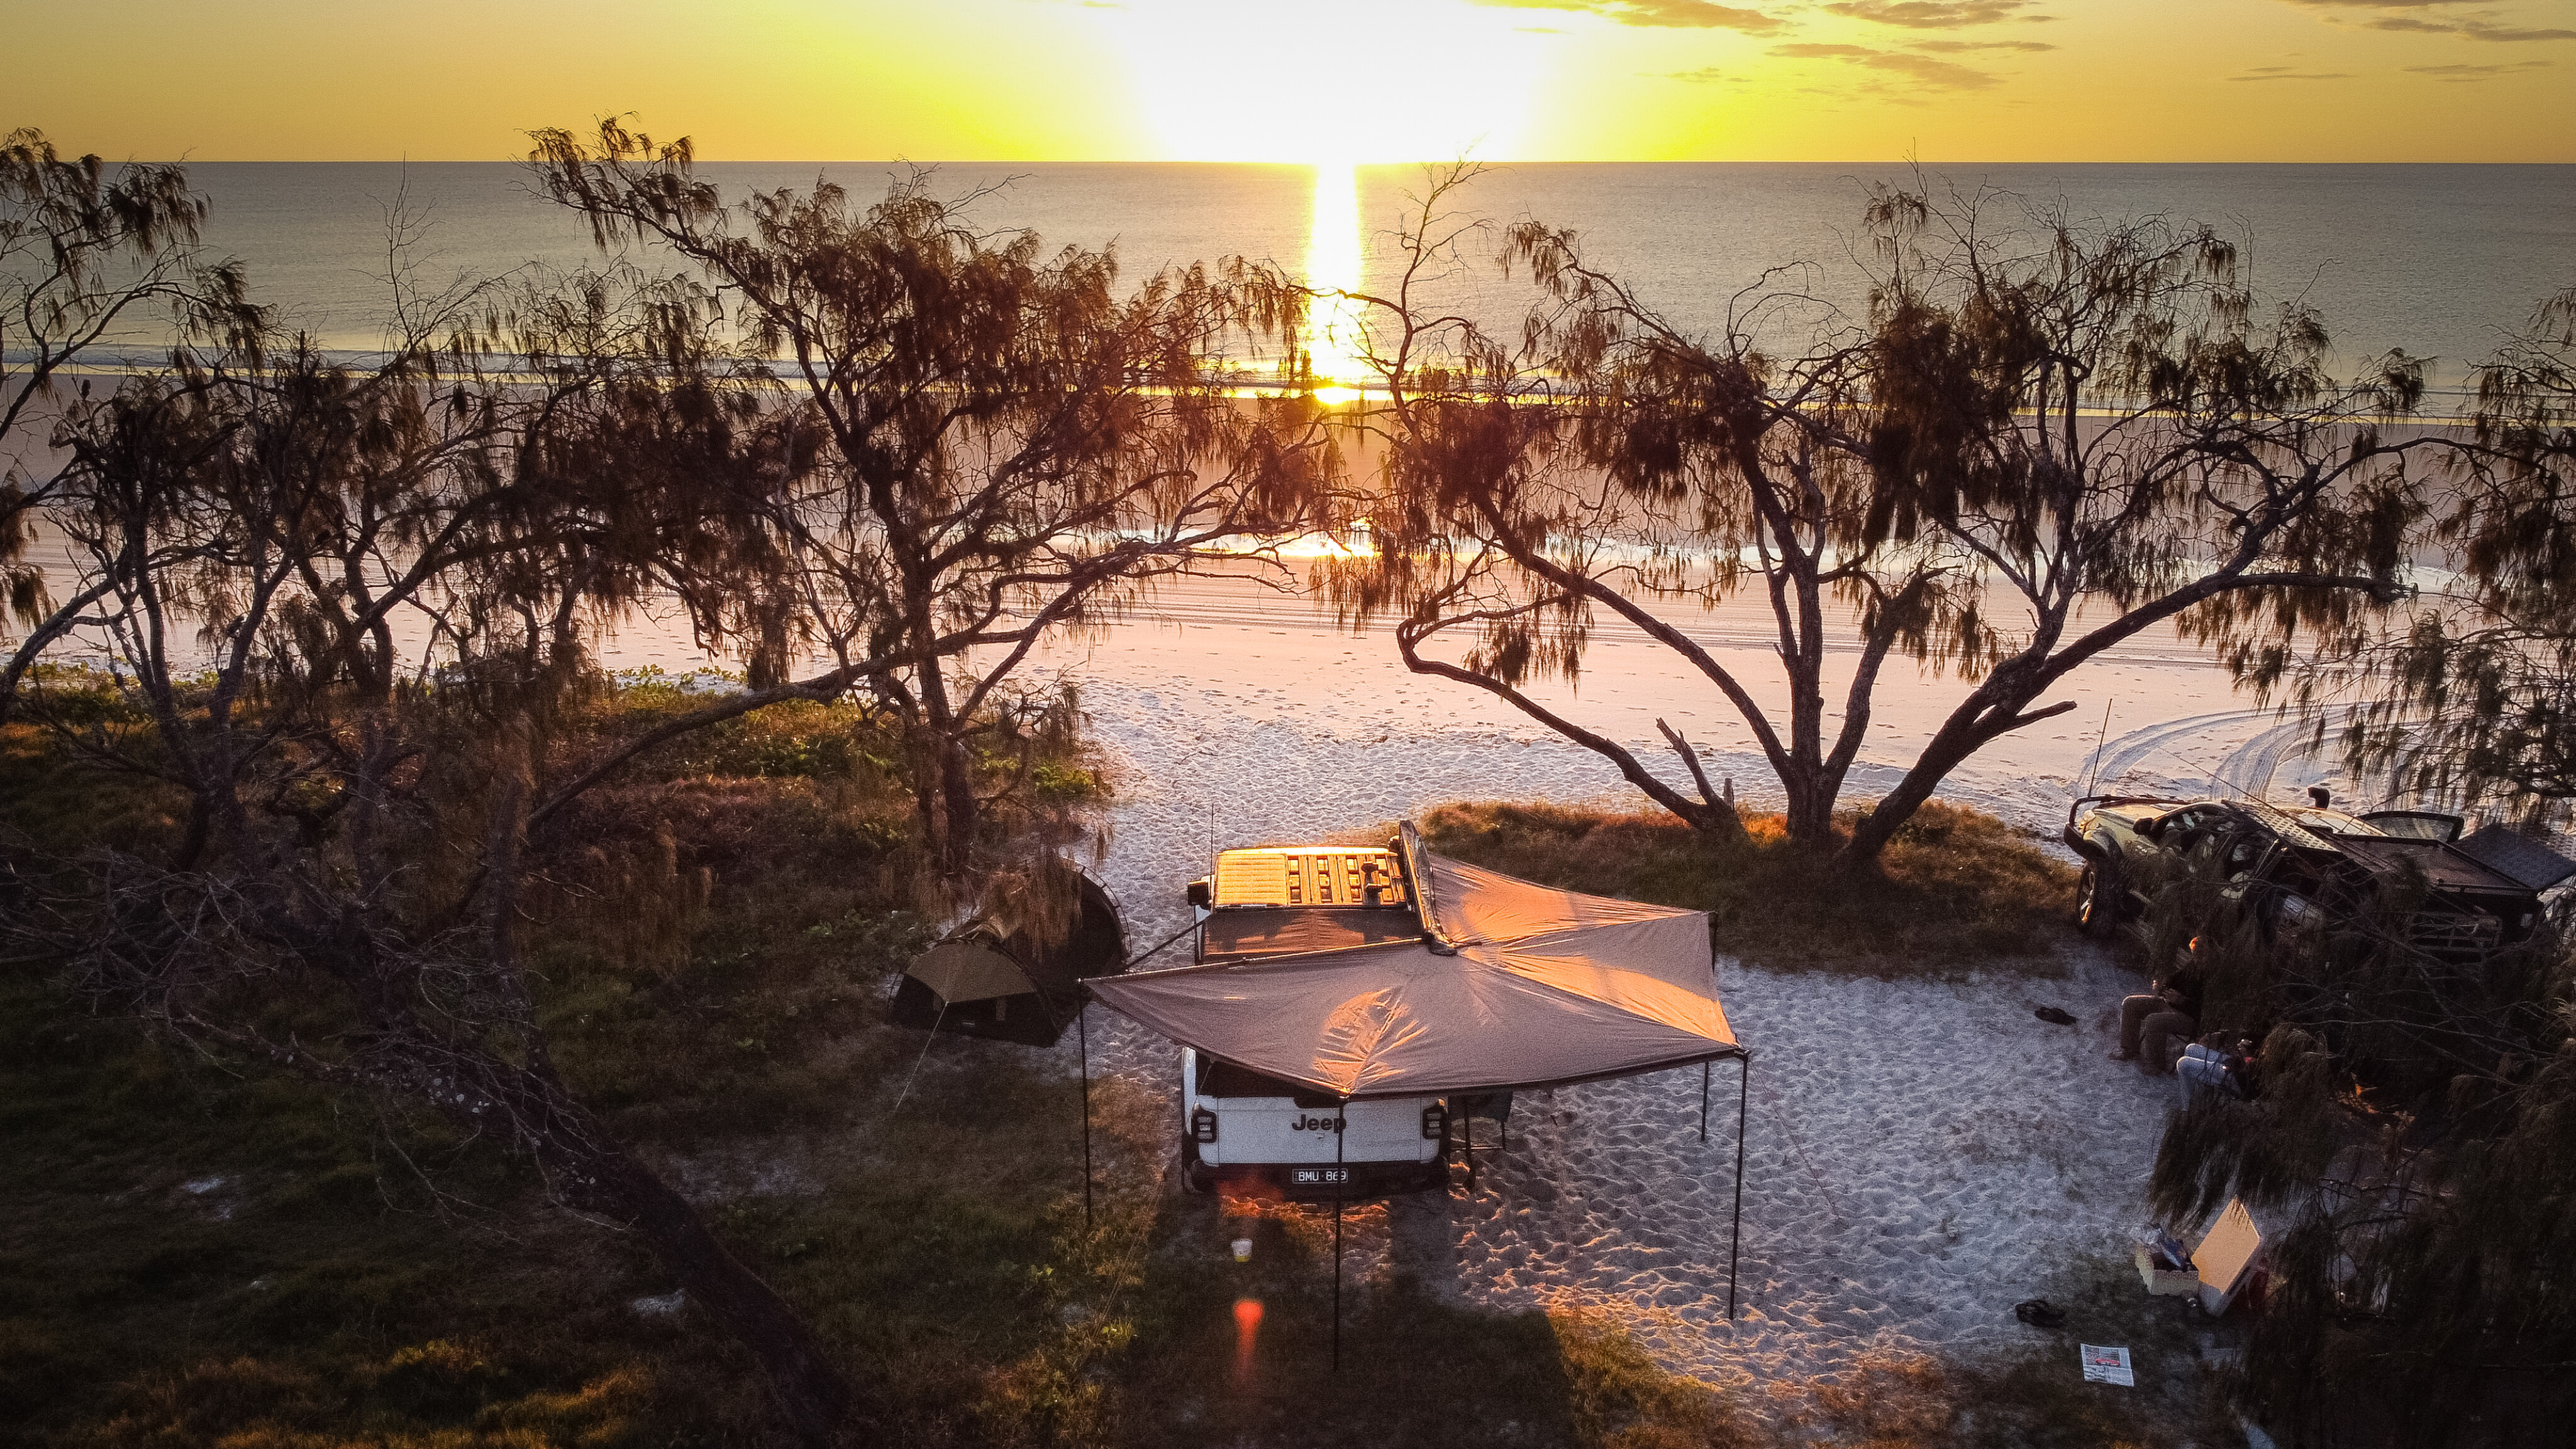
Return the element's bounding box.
[13,0,2572,162]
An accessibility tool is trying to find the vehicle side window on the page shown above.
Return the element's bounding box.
[2157,807,2212,851]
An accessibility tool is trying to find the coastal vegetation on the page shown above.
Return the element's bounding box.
[1418,797,2075,975]
[6,118,2573,1448]
[4,688,2197,1448]
[523,120,1339,880]
[2141,846,2576,1443]
[1296,164,2544,874]
[0,121,1335,1438]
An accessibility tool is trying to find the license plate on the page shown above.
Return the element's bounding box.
[1292,1168,1350,1185]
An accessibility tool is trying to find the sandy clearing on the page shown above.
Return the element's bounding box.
[1023,572,2307,1388]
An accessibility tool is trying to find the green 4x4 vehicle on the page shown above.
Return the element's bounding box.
[2062,791,2575,963]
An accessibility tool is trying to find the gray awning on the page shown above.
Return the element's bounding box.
[1082,838,1738,1099]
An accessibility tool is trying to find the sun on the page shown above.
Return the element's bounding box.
[1108,0,1546,165]
[1106,0,1540,397]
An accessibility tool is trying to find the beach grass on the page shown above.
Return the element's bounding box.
[1418,797,2080,976]
[1,693,2216,1447]
[0,687,1770,1448]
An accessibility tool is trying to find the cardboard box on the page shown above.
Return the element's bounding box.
[2135,1243,2199,1296]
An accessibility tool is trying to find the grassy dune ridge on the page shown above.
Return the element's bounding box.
[1418,798,2080,975]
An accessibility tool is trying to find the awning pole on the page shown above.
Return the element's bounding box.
[1728,1052,1750,1321]
[1699,1059,1711,1143]
[1079,997,1094,1231]
[1332,1097,1347,1372]
[1463,1105,1477,1194]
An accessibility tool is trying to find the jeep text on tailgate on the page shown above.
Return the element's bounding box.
[1176,845,1448,1198]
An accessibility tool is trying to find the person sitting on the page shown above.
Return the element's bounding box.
[2177,1035,2258,1104]
[2113,950,2203,1075]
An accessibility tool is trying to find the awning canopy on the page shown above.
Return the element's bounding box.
[1082,829,1739,1099]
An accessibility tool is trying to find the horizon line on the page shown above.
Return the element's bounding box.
[136,157,2576,167]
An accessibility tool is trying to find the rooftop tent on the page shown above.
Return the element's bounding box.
[891,867,1126,1047]
[1082,827,1740,1098]
[2453,822,2576,893]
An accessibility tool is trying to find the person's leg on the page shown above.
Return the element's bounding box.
[2140,1011,2195,1072]
[2117,994,2160,1058]
[2176,1053,2223,1104]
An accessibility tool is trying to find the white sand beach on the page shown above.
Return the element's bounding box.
[1018,567,2326,1389]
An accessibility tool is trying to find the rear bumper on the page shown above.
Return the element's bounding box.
[1181,1141,1448,1200]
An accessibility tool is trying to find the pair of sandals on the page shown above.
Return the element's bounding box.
[2014,1298,2067,1328]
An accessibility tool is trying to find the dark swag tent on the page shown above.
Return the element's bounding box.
[892,869,1127,1046]
[1080,824,1754,1357]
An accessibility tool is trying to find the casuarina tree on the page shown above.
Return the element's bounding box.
[2230,283,2576,826]
[1,127,258,725]
[1323,169,2448,870]
[6,271,880,1440]
[526,119,1336,881]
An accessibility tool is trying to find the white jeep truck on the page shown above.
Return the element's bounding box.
[1175,843,1450,1197]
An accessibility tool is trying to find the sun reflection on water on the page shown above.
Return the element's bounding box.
[1302,162,1366,403]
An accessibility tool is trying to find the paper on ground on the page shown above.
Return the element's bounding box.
[2080,1343,2135,1387]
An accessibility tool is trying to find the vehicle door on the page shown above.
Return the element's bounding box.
[2135,805,2223,894]
[2211,822,2277,903]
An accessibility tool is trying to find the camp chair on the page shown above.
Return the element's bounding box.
[2193,1198,2264,1316]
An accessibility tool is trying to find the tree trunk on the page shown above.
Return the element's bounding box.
[560,1126,856,1445]
[1782,769,1837,852]
[935,731,977,879]
[1832,674,2077,872]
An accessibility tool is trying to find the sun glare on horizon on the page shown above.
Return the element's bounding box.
[1108,0,1543,165]
[1101,0,1543,398]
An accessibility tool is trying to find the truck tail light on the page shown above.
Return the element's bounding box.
[1421,1104,1447,1140]
[1191,1107,1218,1143]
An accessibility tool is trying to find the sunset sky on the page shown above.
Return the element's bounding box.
[16,0,2572,162]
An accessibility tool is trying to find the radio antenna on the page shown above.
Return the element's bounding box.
[2159,743,2253,802]
[2082,699,2115,795]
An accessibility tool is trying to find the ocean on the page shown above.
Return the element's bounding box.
[169,160,2576,397]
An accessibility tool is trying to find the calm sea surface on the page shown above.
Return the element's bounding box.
[136,162,2576,395]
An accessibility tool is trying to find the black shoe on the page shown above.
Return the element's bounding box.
[2034,1006,2078,1026]
[2014,1299,2067,1328]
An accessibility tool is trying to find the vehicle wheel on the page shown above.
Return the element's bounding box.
[1179,1136,1212,1194]
[2076,860,2121,939]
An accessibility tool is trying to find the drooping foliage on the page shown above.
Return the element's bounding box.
[2142,858,2576,1445]
[526,119,1337,877]
[2229,285,2576,827]
[2,121,1334,1445]
[1,126,260,721]
[1316,167,2441,867]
